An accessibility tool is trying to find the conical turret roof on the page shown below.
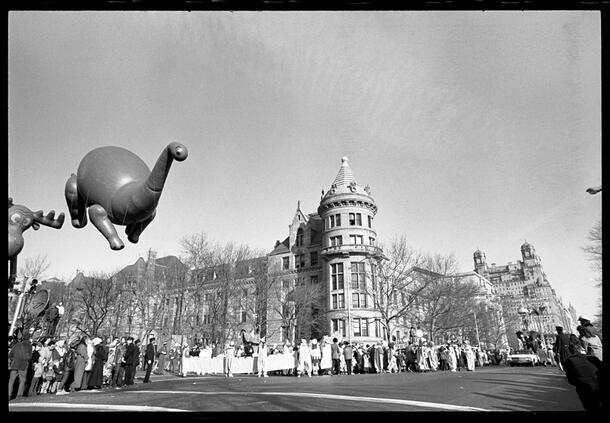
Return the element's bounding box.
[322,157,371,199]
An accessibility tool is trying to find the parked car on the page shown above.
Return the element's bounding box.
[507,350,540,367]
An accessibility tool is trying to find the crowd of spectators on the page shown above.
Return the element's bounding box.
[8,330,160,401]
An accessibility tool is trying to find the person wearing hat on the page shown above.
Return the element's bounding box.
[257,337,268,378]
[122,337,138,386]
[553,326,571,371]
[578,315,600,338]
[88,337,106,390]
[69,335,89,392]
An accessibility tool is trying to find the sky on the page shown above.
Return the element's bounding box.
[8,11,601,318]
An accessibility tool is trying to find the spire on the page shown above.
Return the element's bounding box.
[332,157,356,188]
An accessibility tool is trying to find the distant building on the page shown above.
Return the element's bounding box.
[473,242,575,349]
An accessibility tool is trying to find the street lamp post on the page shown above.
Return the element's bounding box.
[473,311,481,349]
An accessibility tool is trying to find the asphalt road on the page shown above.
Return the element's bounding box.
[9,365,585,412]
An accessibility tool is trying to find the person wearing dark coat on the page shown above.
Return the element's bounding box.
[88,338,107,389]
[70,336,89,392]
[123,337,139,386]
[554,326,571,370]
[143,337,157,383]
[8,333,33,400]
[563,342,604,411]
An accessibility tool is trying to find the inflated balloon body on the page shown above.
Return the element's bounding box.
[8,198,65,286]
[64,142,188,250]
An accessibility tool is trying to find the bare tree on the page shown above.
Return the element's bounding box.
[18,254,50,280]
[73,271,119,338]
[582,218,602,330]
[270,274,326,344]
[364,235,429,340]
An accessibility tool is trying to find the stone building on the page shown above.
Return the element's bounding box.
[473,242,575,349]
[265,157,385,345]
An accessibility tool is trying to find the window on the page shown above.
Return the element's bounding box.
[282,257,289,270]
[371,264,377,291]
[296,229,304,247]
[369,237,375,245]
[329,213,342,228]
[203,314,210,325]
[332,319,346,337]
[374,319,381,338]
[331,263,344,290]
[351,262,365,290]
[330,236,343,247]
[332,293,344,309]
[241,311,247,323]
[310,252,318,266]
[368,215,372,228]
[353,318,369,337]
[282,279,291,289]
[295,254,305,269]
[310,275,318,284]
[242,288,248,297]
[196,315,200,325]
[352,292,367,308]
[349,234,364,244]
[349,213,362,226]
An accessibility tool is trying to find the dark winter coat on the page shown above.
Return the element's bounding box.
[563,353,603,411]
[88,344,107,387]
[123,343,139,365]
[9,339,32,371]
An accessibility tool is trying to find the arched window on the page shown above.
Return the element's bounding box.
[296,228,304,247]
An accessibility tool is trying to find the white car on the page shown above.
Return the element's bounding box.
[507,350,540,367]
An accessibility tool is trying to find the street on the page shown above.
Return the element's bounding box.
[9,365,585,412]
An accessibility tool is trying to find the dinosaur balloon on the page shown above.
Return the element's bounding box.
[8,198,65,286]
[64,142,188,250]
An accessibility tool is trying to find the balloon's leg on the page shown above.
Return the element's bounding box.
[125,210,156,244]
[64,174,88,228]
[88,204,124,250]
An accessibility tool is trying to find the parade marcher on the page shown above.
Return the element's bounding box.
[123,337,138,386]
[563,340,604,411]
[427,342,439,372]
[88,337,106,389]
[257,337,268,377]
[69,336,88,392]
[298,339,312,377]
[143,337,157,383]
[320,336,332,376]
[464,340,475,371]
[447,343,458,372]
[554,326,571,371]
[224,340,236,378]
[416,340,430,372]
[310,338,321,376]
